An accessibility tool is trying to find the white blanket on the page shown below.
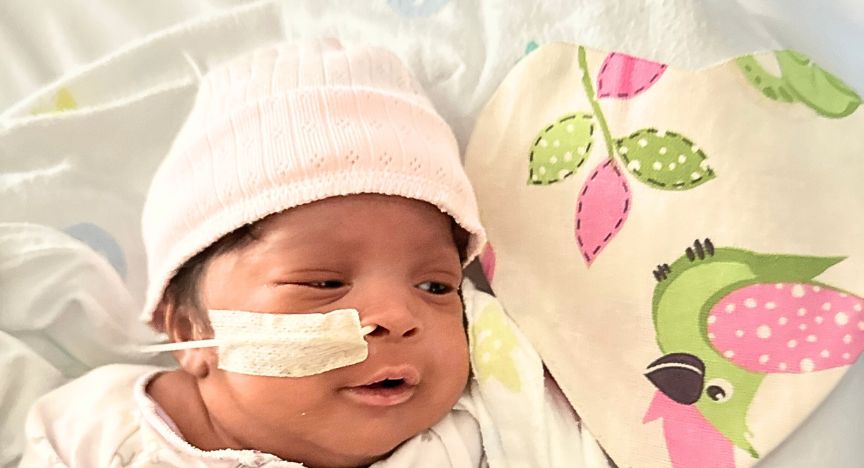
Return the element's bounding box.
[1,1,862,467]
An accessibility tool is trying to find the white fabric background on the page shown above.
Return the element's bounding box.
[2,0,863,145]
[0,1,861,467]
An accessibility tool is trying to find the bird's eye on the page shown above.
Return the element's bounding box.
[705,378,734,403]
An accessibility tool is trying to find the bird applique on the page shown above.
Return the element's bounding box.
[643,239,863,467]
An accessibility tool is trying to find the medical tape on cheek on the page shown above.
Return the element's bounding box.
[140,309,377,377]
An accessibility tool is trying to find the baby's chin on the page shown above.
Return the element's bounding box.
[321,405,450,462]
[292,426,419,467]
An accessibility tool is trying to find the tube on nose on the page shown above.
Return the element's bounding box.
[141,308,376,377]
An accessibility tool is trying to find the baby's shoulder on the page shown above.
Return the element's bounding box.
[21,364,171,467]
[35,363,165,414]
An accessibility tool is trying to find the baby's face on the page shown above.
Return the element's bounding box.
[196,194,469,466]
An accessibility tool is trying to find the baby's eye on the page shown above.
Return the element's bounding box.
[417,282,453,295]
[304,280,345,289]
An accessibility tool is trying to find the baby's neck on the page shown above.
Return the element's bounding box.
[146,370,239,450]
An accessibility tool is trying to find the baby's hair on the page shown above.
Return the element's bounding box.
[162,223,258,338]
[161,213,470,338]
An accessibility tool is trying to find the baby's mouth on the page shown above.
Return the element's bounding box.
[365,378,407,389]
[342,367,420,407]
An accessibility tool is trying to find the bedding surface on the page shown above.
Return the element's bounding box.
[1,1,861,466]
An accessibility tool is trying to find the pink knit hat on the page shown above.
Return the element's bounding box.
[141,39,485,327]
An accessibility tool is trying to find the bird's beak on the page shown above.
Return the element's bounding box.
[644,353,705,405]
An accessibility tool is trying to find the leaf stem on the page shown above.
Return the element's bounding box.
[578,46,616,159]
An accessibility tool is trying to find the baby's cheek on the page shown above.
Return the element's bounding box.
[223,372,328,419]
[430,322,471,387]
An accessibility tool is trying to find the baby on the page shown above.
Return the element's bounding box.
[19,39,597,468]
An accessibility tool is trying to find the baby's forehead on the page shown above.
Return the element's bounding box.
[238,195,459,253]
[258,195,452,230]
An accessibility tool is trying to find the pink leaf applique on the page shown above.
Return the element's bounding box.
[597,53,667,99]
[575,159,631,265]
[707,283,864,373]
[644,391,736,468]
[480,243,496,284]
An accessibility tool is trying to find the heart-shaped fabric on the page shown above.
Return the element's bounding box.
[464,43,863,468]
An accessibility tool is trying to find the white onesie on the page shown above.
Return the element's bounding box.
[18,364,484,468]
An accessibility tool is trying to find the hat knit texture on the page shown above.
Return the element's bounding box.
[141,39,485,327]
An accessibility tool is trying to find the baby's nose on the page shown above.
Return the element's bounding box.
[365,321,419,339]
[362,301,421,340]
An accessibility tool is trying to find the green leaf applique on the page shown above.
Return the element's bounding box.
[528,112,594,185]
[616,129,715,190]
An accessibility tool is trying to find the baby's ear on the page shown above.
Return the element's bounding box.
[161,300,214,379]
